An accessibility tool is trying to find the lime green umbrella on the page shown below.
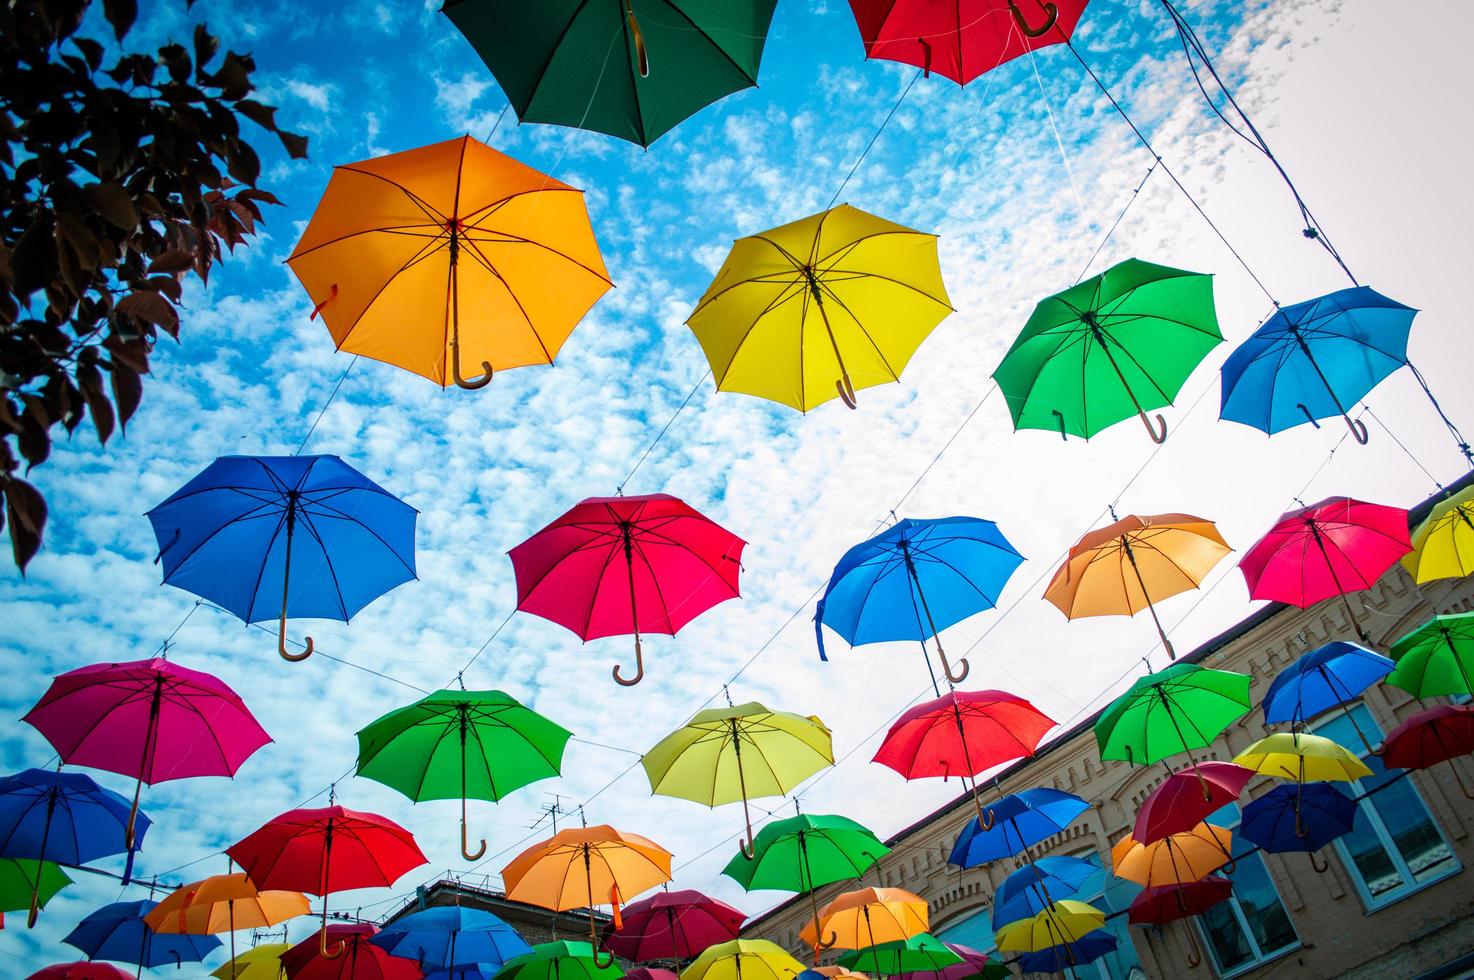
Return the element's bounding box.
[993,258,1221,443]
[838,934,962,976]
[496,941,625,980]
[1094,663,1250,790]
[357,689,572,861]
[644,703,833,858]
[0,858,70,922]
[1387,612,1474,697]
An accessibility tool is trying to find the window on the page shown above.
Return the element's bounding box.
[935,905,996,958]
[1314,705,1461,908]
[1066,852,1145,980]
[1199,806,1299,977]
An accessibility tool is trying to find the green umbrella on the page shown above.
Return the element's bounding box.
[356,689,572,861]
[993,258,1222,443]
[1387,612,1474,697]
[0,858,70,921]
[496,941,625,980]
[442,1,779,147]
[838,934,963,977]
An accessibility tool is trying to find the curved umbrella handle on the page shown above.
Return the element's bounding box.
[592,946,618,970]
[613,636,645,686]
[26,899,37,929]
[1053,410,1068,441]
[1138,408,1168,444]
[1344,412,1369,445]
[462,803,487,862]
[1185,925,1203,968]
[977,805,996,832]
[279,599,313,661]
[452,343,494,391]
[937,643,969,685]
[1008,0,1059,38]
[1309,849,1329,874]
[1296,404,1323,429]
[319,930,346,959]
[623,0,649,77]
[836,374,858,410]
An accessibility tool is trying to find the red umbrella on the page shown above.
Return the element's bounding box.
[22,657,271,848]
[1133,762,1253,844]
[1127,877,1233,926]
[848,0,1091,85]
[508,494,745,686]
[602,888,746,961]
[281,923,420,980]
[26,965,134,980]
[227,805,427,960]
[1238,497,1411,642]
[1382,704,1474,799]
[873,689,1054,828]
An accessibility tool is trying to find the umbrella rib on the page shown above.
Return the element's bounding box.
[459,218,614,286]
[241,510,292,625]
[656,1,759,83]
[458,234,557,363]
[578,538,627,640]
[814,279,902,382]
[291,508,353,622]
[813,229,940,268]
[285,221,447,261]
[630,538,678,633]
[330,165,450,226]
[294,496,418,580]
[154,496,285,575]
[331,228,458,356]
[819,267,953,311]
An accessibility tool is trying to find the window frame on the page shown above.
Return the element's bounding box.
[1195,805,1301,979]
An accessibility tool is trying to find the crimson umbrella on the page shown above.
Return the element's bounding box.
[1128,877,1232,968]
[509,494,745,686]
[1382,704,1474,799]
[1133,762,1253,844]
[873,690,1054,828]
[227,804,427,960]
[22,657,271,848]
[602,888,745,961]
[1238,497,1411,642]
[281,923,421,980]
[626,971,679,980]
[848,0,1091,84]
[26,965,134,980]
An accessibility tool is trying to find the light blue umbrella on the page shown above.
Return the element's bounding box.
[373,907,532,972]
[1262,641,1393,753]
[949,788,1089,867]
[991,855,1098,926]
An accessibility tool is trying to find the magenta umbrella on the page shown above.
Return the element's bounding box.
[22,657,271,847]
[626,970,679,980]
[1238,496,1411,642]
[602,888,746,961]
[893,942,994,980]
[509,493,745,686]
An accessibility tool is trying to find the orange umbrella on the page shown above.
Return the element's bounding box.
[1111,823,1234,887]
[144,873,310,979]
[502,825,671,966]
[799,887,928,955]
[813,968,869,980]
[287,135,612,389]
[1045,512,1230,659]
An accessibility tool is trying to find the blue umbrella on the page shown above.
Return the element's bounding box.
[1241,783,1358,871]
[814,517,1023,688]
[373,906,532,971]
[992,855,1098,926]
[1262,641,1394,753]
[1219,286,1413,445]
[63,900,220,972]
[1016,930,1117,973]
[949,788,1089,867]
[147,454,417,661]
[426,969,500,980]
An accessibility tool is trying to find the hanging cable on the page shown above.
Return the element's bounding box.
[1406,362,1474,469]
[294,356,358,456]
[1077,161,1158,285]
[616,370,711,496]
[827,69,924,211]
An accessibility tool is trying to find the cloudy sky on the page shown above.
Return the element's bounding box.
[3,0,1473,971]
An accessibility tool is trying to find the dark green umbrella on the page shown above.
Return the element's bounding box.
[495,941,625,980]
[838,934,963,977]
[993,258,1221,443]
[1387,612,1474,698]
[356,689,572,861]
[442,1,779,147]
[0,858,70,923]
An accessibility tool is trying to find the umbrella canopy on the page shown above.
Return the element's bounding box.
[1219,286,1414,441]
[1126,878,1232,925]
[1383,704,1474,800]
[1238,496,1411,642]
[210,943,289,980]
[1263,641,1393,754]
[147,454,417,661]
[509,493,745,686]
[357,689,571,861]
[1133,762,1252,845]
[1093,663,1251,768]
[427,970,498,980]
[63,900,220,969]
[991,855,1098,926]
[1111,824,1234,887]
[497,942,625,980]
[602,889,745,962]
[24,657,271,849]
[628,971,680,980]
[993,258,1221,442]
[684,940,804,980]
[1044,512,1230,658]
[443,2,778,147]
[1232,732,1373,783]
[836,934,962,976]
[799,887,928,951]
[687,204,952,413]
[815,517,1022,686]
[146,873,309,932]
[1241,783,1358,853]
[1402,485,1474,583]
[948,788,1089,867]
[848,0,1090,84]
[282,923,420,980]
[288,135,610,388]
[1015,931,1117,973]
[644,702,833,854]
[1387,612,1474,698]
[891,943,1003,980]
[721,812,887,892]
[994,900,1105,953]
[28,965,134,980]
[374,907,531,972]
[0,857,70,915]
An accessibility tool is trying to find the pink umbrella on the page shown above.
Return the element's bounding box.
[1133,762,1253,844]
[508,494,745,686]
[626,970,679,980]
[602,888,746,961]
[26,965,134,980]
[1238,497,1411,641]
[893,942,993,980]
[22,657,271,846]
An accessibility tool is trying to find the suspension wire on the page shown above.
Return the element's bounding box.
[1407,362,1474,470]
[1364,406,1444,492]
[294,356,358,456]
[827,69,924,211]
[484,103,511,144]
[1026,45,1088,221]
[1076,161,1159,285]
[617,370,711,496]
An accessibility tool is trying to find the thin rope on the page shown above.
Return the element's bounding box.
[1077,161,1158,285]
[1026,45,1088,222]
[294,356,358,455]
[1364,406,1444,491]
[617,371,710,495]
[483,104,511,144]
[827,69,923,211]
[450,610,518,689]
[1407,361,1474,469]
[891,386,998,514]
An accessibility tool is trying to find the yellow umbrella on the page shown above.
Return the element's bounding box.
[1232,732,1373,783]
[1111,823,1234,886]
[643,702,833,858]
[147,874,309,979]
[687,204,952,412]
[1402,486,1474,583]
[1045,512,1230,660]
[798,886,927,952]
[209,943,289,980]
[682,939,806,980]
[287,135,612,389]
[993,900,1105,953]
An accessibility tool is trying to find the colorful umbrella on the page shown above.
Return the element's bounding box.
[601,889,745,962]
[891,943,1004,980]
[1232,732,1373,784]
[1261,642,1393,752]
[994,900,1105,953]
[357,689,571,860]
[628,970,680,980]
[1110,824,1233,887]
[1015,930,1117,973]
[848,0,1090,83]
[24,657,271,849]
[287,135,610,388]
[0,769,147,926]
[1219,286,1415,443]
[814,517,1023,686]
[948,788,1089,867]
[373,907,531,973]
[210,943,289,980]
[799,887,928,953]
[811,968,871,980]
[145,873,309,978]
[1386,612,1474,698]
[1126,877,1232,925]
[687,204,952,412]
[873,689,1053,827]
[28,965,134,980]
[426,965,500,980]
[1382,704,1474,799]
[1133,761,1252,845]
[1402,485,1474,583]
[1044,512,1230,659]
[1093,663,1251,784]
[227,804,428,960]
[0,858,70,926]
[63,900,220,974]
[991,855,1097,926]
[684,940,803,980]
[502,826,671,965]
[643,702,833,855]
[147,454,417,661]
[836,934,962,976]
[281,923,420,980]
[497,941,624,980]
[993,258,1221,443]
[443,2,779,147]
[509,493,745,686]
[1238,496,1411,643]
[1241,782,1358,870]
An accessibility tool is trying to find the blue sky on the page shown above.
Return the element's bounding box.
[4,0,1474,971]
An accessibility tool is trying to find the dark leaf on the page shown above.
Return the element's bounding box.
[115,291,179,337]
[234,98,278,132]
[146,249,195,274]
[102,0,138,41]
[278,129,308,160]
[73,36,104,71]
[110,360,143,428]
[84,182,139,231]
[192,23,219,71]
[77,363,115,444]
[17,396,52,468]
[2,475,48,572]
[159,42,190,83]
